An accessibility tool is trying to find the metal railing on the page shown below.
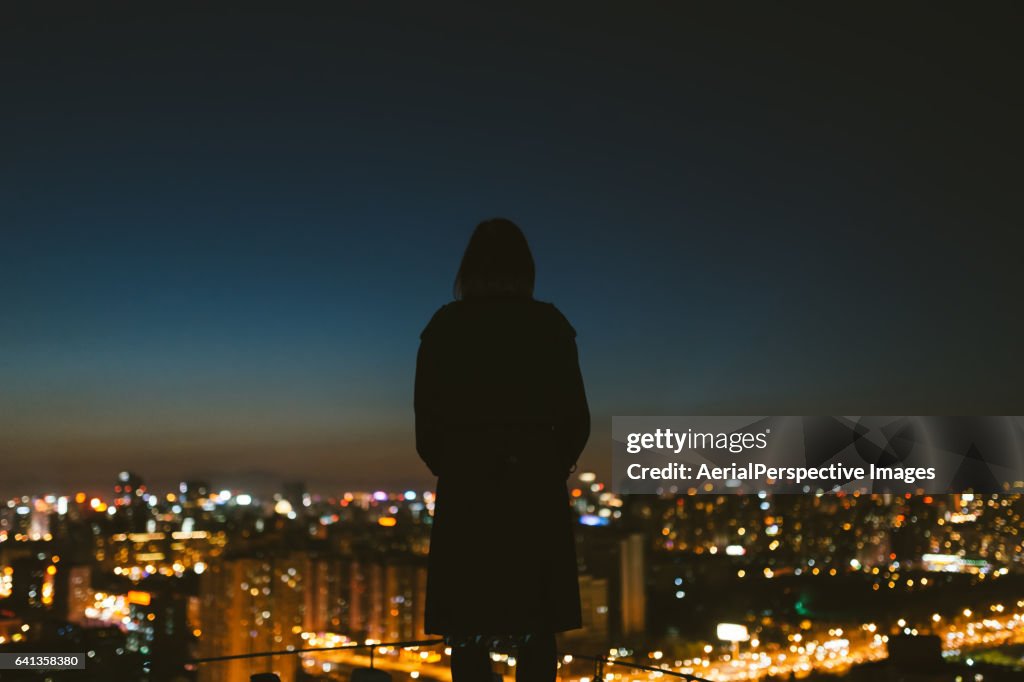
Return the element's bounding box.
[189,637,714,682]
[190,637,444,666]
[562,652,712,682]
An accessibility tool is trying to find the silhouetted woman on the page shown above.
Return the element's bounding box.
[415,219,590,682]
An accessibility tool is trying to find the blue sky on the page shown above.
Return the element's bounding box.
[1,4,1020,493]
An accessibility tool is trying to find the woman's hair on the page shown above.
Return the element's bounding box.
[454,218,535,300]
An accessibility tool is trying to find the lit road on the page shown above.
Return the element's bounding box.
[297,602,1024,682]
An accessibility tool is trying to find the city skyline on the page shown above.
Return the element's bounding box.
[3,468,1022,680]
[3,5,1023,682]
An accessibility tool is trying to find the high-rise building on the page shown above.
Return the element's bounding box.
[116,471,149,532]
[304,555,354,634]
[301,554,428,643]
[27,509,50,541]
[382,558,427,643]
[577,574,609,641]
[66,565,94,624]
[0,545,63,614]
[116,471,145,502]
[620,533,646,638]
[179,480,211,505]
[197,553,308,682]
[282,481,309,513]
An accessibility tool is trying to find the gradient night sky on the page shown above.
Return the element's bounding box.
[2,5,1021,495]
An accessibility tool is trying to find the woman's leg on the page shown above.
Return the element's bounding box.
[451,639,493,682]
[516,633,557,682]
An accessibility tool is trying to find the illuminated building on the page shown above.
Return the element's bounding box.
[304,555,351,633]
[180,480,211,505]
[620,532,646,637]
[27,508,50,542]
[301,553,428,643]
[577,574,609,640]
[95,530,227,579]
[66,565,96,624]
[115,471,149,533]
[0,546,63,614]
[197,553,308,682]
[382,558,427,643]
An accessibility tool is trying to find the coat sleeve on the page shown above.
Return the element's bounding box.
[551,313,590,475]
[414,316,446,476]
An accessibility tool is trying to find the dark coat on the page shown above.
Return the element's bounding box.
[414,297,590,636]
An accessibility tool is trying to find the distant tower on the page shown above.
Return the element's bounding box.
[282,481,308,511]
[116,471,144,502]
[116,471,148,532]
[179,480,211,505]
[28,509,50,541]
